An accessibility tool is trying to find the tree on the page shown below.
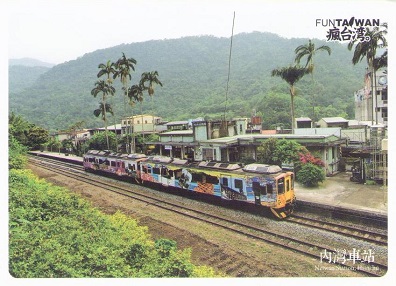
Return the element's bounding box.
[295,40,331,120]
[256,138,278,164]
[128,83,145,142]
[26,125,49,150]
[271,66,308,133]
[85,131,117,151]
[91,80,115,150]
[256,138,308,167]
[9,112,30,146]
[294,39,331,73]
[140,71,163,100]
[97,60,117,83]
[114,53,137,152]
[97,60,119,150]
[347,23,387,124]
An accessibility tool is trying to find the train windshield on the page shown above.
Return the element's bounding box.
[277,177,285,194]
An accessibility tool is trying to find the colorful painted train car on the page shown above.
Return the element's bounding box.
[83,150,296,218]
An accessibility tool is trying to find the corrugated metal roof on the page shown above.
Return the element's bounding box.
[321,117,348,123]
[159,130,193,136]
[165,121,189,125]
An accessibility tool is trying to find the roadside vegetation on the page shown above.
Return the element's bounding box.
[8,116,219,278]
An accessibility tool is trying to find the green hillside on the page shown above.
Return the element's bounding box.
[9,32,366,131]
[8,65,51,94]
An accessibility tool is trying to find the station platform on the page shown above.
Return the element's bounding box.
[28,150,83,164]
[295,172,387,217]
[28,151,388,218]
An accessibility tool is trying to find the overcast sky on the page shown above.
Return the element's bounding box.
[5,0,396,64]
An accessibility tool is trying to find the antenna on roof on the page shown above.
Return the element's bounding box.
[222,11,235,121]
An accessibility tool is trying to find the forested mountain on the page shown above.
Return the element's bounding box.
[9,65,51,94]
[9,32,366,131]
[9,58,55,68]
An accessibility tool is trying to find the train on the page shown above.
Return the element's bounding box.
[83,150,296,219]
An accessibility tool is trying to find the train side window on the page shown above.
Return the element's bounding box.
[267,183,273,194]
[153,167,161,175]
[174,169,182,179]
[278,178,285,194]
[234,179,243,193]
[111,161,116,167]
[252,181,266,195]
[221,177,228,186]
[161,167,170,177]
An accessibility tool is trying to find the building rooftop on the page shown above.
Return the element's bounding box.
[165,121,189,126]
[320,117,348,123]
[201,133,342,145]
[296,117,312,121]
[159,130,193,136]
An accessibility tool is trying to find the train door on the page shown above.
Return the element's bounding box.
[284,173,295,203]
[233,177,245,195]
[276,177,286,207]
[252,181,263,205]
[220,175,231,188]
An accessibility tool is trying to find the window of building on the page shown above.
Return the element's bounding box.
[202,148,215,161]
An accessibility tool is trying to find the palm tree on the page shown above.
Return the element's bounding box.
[93,103,114,149]
[295,40,331,73]
[97,60,118,149]
[140,71,163,100]
[271,65,309,133]
[128,83,145,145]
[139,71,163,147]
[348,23,387,124]
[97,60,117,83]
[114,53,137,153]
[295,40,331,120]
[373,49,387,72]
[91,80,115,150]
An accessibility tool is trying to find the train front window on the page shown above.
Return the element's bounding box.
[277,178,285,194]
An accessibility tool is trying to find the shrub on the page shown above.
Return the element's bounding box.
[9,135,27,170]
[296,163,325,187]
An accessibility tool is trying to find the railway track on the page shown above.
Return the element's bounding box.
[27,155,388,277]
[287,215,387,246]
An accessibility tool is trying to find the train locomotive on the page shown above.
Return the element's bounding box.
[83,150,296,219]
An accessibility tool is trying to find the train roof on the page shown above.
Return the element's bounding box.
[145,155,189,166]
[84,150,283,174]
[242,163,282,174]
[197,161,241,171]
